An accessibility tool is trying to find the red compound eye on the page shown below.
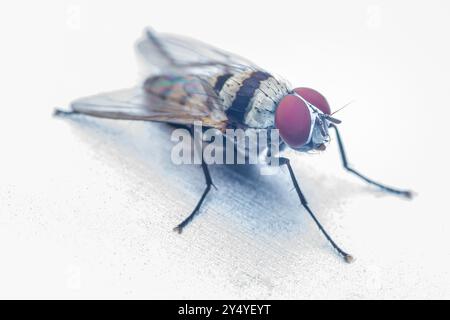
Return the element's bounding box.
[275,95,312,148]
[294,87,331,115]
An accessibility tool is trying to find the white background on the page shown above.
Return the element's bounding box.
[0,0,449,299]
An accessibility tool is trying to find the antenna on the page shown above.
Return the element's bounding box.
[331,100,354,116]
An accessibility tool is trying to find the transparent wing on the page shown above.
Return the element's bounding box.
[71,28,262,129]
[71,85,228,129]
[135,28,261,77]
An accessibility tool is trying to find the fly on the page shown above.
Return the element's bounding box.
[55,28,413,263]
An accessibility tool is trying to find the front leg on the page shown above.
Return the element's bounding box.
[329,124,413,198]
[278,157,353,263]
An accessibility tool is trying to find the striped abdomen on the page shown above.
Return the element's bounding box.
[211,70,290,129]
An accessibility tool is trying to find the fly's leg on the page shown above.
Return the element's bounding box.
[278,157,353,263]
[173,160,214,233]
[173,128,215,233]
[329,124,413,198]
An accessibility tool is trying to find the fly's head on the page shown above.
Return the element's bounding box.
[275,88,341,152]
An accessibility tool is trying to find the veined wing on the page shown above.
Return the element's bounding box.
[71,28,265,129]
[71,84,228,129]
[136,28,261,76]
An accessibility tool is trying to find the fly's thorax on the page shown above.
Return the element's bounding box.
[211,70,291,129]
[245,76,290,128]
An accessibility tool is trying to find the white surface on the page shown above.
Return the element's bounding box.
[0,0,449,299]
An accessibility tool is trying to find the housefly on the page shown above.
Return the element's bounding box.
[55,28,413,263]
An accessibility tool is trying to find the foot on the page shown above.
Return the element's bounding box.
[344,254,355,264]
[173,225,183,234]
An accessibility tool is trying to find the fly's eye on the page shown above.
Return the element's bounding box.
[294,87,331,115]
[275,95,312,148]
